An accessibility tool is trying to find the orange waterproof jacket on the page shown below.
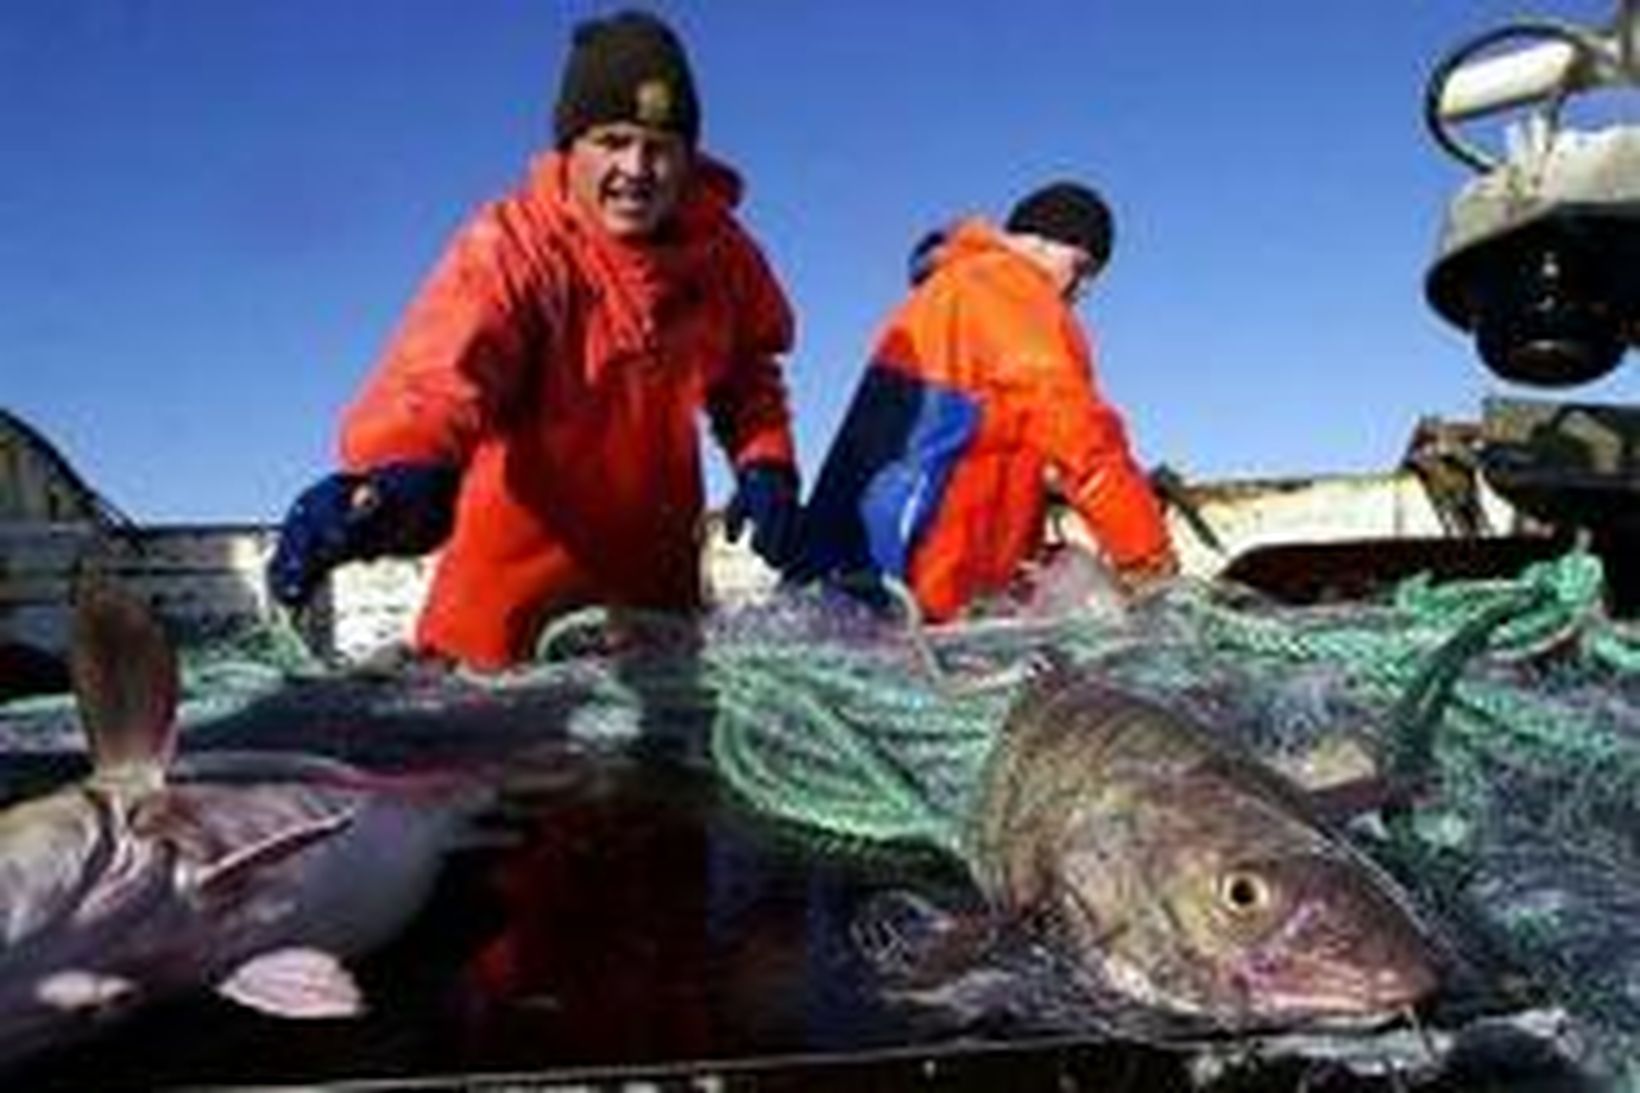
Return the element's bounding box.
[339,152,796,670]
[806,219,1170,622]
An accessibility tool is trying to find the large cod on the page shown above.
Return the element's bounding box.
[952,666,1440,1033]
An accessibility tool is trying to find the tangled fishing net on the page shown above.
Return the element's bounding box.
[745,554,1640,1086]
[696,554,1640,1086]
[2,550,1638,1087]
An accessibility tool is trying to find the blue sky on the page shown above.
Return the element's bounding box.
[4,1,1638,522]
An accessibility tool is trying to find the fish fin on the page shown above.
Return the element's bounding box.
[35,969,139,1012]
[216,947,364,1019]
[1307,774,1409,824]
[185,806,359,897]
[69,571,179,784]
[851,889,994,987]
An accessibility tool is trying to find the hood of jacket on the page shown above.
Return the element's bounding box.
[919,217,1062,295]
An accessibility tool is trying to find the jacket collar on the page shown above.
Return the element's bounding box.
[929,217,1063,297]
[523,150,746,372]
[525,149,743,249]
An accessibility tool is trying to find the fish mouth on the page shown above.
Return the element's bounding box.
[605,191,656,218]
[597,178,665,233]
[1084,955,1429,1040]
[1225,862,1441,1025]
[1228,953,1438,1028]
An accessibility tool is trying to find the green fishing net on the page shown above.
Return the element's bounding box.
[691,553,1640,1086]
[3,551,1638,1086]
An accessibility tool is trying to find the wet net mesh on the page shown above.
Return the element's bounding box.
[696,554,1640,1085]
[3,551,1639,1085]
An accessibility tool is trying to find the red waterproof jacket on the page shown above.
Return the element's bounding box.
[876,219,1171,620]
[340,152,796,669]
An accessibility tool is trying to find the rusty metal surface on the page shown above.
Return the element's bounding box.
[1480,397,1640,522]
[1478,397,1640,615]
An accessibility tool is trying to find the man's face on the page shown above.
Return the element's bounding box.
[1011,234,1099,302]
[1043,239,1099,302]
[566,122,692,239]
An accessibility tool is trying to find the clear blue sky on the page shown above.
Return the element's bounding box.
[5,1,1638,522]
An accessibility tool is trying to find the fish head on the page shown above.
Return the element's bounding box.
[1052,809,1438,1030]
[982,673,1439,1033]
[1165,846,1436,1022]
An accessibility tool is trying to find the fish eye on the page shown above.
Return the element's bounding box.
[1217,870,1271,915]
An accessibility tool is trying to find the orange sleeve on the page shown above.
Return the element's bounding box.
[704,226,797,471]
[1018,316,1173,568]
[339,206,549,471]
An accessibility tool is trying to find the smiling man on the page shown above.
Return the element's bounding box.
[267,10,802,671]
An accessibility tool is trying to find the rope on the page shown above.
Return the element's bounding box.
[6,549,1640,1078]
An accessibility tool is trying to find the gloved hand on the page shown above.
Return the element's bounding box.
[1113,547,1180,598]
[266,462,459,608]
[723,461,801,571]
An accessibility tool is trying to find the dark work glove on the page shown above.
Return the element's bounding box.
[723,461,801,571]
[267,462,459,608]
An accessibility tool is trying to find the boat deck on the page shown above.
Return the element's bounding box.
[7,753,1230,1092]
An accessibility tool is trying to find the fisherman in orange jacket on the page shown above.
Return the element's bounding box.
[798,182,1177,621]
[267,11,802,671]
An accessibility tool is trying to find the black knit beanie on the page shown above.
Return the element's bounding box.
[553,10,701,148]
[1005,182,1114,270]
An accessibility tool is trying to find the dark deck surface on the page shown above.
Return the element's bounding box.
[0,744,1576,1092]
[0,751,1339,1092]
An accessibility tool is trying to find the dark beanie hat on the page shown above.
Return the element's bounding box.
[553,10,701,148]
[1005,181,1114,270]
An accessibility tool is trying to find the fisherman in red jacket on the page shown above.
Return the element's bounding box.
[268,10,802,671]
[799,182,1177,621]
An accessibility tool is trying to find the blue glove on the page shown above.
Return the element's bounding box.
[723,461,801,571]
[267,462,459,608]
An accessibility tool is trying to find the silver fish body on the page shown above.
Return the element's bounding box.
[0,577,482,1070]
[0,752,476,1067]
